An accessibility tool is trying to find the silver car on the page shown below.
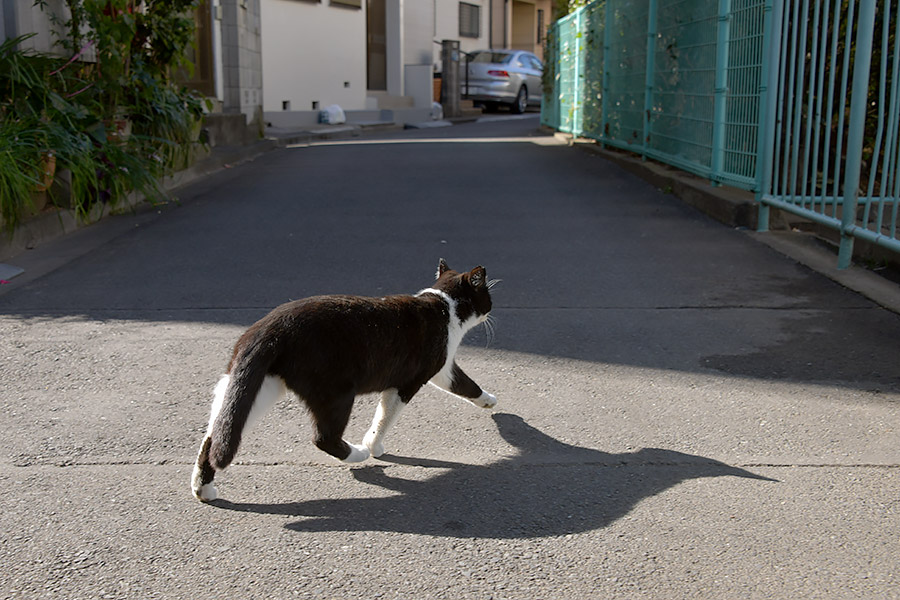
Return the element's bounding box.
[464,49,543,114]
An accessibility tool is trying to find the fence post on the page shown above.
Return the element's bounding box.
[755,0,782,231]
[711,0,731,187]
[601,0,611,148]
[573,8,584,137]
[555,21,563,129]
[838,0,877,269]
[643,0,658,160]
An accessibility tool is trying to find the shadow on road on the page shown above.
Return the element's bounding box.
[213,413,774,539]
[1,116,898,391]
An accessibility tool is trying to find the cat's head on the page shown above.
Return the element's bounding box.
[433,258,494,325]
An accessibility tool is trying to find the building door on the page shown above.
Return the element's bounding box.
[367,0,386,91]
[511,1,536,53]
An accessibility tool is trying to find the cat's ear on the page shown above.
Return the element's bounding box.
[469,266,486,289]
[436,258,450,279]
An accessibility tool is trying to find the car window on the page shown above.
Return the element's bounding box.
[521,55,540,70]
[471,52,513,64]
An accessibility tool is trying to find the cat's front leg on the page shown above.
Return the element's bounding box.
[363,388,406,457]
[431,362,497,409]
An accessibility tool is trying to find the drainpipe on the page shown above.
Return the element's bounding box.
[489,0,493,48]
[504,0,508,48]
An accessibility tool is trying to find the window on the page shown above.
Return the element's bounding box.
[459,2,480,39]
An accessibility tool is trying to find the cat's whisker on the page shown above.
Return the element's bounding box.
[482,314,496,348]
[487,278,502,291]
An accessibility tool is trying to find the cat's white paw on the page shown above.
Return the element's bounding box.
[476,391,497,409]
[191,462,218,502]
[193,482,218,503]
[363,431,385,458]
[343,442,371,463]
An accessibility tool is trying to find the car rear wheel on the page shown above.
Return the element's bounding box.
[511,86,527,114]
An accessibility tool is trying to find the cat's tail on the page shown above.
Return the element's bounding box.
[207,339,277,471]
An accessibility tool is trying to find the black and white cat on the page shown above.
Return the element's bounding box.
[191,260,497,501]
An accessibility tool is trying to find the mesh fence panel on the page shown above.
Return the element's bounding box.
[603,1,651,147]
[543,0,767,191]
[649,0,717,170]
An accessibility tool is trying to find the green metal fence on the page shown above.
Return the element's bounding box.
[542,0,768,191]
[544,0,900,269]
[757,0,900,268]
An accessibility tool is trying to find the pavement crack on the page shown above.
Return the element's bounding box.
[497,305,875,311]
[8,459,899,470]
[740,462,900,469]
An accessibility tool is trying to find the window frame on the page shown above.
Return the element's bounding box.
[459,2,481,39]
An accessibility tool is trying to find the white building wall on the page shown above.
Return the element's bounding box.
[261,0,367,113]
[403,0,433,67]
[2,0,69,54]
[402,0,435,108]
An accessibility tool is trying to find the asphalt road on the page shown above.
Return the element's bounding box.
[1,114,898,599]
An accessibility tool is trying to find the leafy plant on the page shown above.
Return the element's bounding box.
[0,35,63,230]
[0,119,43,228]
[0,0,209,233]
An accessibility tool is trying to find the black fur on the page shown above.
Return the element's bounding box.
[197,261,493,485]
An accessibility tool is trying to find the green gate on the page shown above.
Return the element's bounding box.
[757,0,900,268]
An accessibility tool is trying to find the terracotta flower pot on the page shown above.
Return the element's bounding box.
[105,118,132,144]
[34,151,56,192]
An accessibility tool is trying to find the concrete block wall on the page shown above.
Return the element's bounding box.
[221,0,263,131]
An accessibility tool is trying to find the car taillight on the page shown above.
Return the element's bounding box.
[487,70,510,77]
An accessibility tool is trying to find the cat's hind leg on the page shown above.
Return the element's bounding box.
[309,392,370,463]
[363,388,405,458]
[191,375,230,501]
[192,435,218,501]
[191,374,286,501]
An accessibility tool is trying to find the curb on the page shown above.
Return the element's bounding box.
[0,139,276,263]
[563,134,766,230]
[561,133,900,315]
[0,120,407,266]
[0,119,413,265]
[265,121,403,147]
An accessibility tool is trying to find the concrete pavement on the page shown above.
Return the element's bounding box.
[1,114,898,599]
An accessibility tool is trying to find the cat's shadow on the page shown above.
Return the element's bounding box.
[213,413,775,539]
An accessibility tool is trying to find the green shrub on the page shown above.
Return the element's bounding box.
[0,0,209,233]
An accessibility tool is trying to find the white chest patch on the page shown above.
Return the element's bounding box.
[416,287,478,387]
